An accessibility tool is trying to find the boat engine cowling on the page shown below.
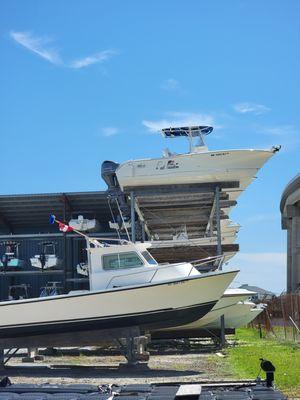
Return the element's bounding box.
[101,160,120,190]
[101,161,131,220]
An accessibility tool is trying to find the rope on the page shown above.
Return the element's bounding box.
[108,200,121,241]
[115,199,130,241]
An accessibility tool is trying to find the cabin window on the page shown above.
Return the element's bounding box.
[102,252,144,270]
[141,251,157,265]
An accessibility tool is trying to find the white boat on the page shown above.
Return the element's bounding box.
[203,301,265,330]
[155,288,257,334]
[30,241,62,270]
[0,238,238,340]
[115,126,280,199]
[0,241,25,269]
[76,262,88,276]
[69,214,100,232]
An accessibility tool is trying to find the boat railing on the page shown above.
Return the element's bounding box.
[105,261,197,288]
[87,237,132,247]
[106,268,158,289]
[190,255,225,271]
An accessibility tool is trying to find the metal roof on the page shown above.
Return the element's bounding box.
[0,191,112,234]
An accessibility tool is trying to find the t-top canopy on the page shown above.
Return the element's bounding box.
[162,125,213,138]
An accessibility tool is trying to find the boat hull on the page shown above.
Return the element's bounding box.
[30,256,62,270]
[0,270,237,340]
[153,289,255,334]
[116,149,275,190]
[0,259,25,269]
[202,302,264,329]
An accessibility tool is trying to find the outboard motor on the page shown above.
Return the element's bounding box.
[101,160,131,221]
[101,160,120,190]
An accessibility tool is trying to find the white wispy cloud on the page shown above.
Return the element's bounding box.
[142,112,215,132]
[10,30,118,70]
[161,78,180,91]
[233,102,271,115]
[102,127,119,137]
[10,31,62,65]
[69,49,118,69]
[257,124,297,137]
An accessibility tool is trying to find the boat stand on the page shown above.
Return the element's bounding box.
[0,326,150,370]
[22,347,44,363]
[118,334,150,368]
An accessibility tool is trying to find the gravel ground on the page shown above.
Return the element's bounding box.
[2,350,234,386]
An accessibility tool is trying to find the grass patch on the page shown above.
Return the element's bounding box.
[226,328,300,397]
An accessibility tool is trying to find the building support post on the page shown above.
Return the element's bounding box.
[215,186,222,261]
[291,215,300,292]
[286,219,292,293]
[130,192,136,243]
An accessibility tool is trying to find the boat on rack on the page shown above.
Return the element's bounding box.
[0,237,238,340]
[0,241,25,270]
[69,212,100,232]
[114,126,280,201]
[30,241,62,270]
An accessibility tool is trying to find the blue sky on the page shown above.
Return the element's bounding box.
[1,0,299,292]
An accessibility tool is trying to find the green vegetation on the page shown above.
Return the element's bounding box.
[225,328,300,398]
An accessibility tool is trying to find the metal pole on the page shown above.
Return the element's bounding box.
[220,314,225,348]
[141,220,146,243]
[63,201,67,293]
[0,348,4,370]
[130,192,136,243]
[215,186,222,259]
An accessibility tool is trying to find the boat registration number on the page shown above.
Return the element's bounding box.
[210,152,229,157]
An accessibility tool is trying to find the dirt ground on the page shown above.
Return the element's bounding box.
[2,348,234,386]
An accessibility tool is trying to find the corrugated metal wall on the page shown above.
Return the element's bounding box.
[0,235,90,300]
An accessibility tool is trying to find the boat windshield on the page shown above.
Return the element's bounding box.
[141,251,157,265]
[103,252,144,270]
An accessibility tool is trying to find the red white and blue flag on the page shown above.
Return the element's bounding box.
[50,214,74,233]
[58,222,74,233]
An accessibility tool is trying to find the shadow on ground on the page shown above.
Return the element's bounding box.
[3,364,202,379]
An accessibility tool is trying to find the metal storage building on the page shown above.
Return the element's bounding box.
[0,191,113,300]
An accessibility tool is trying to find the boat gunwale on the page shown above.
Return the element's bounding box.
[116,148,275,169]
[0,269,239,307]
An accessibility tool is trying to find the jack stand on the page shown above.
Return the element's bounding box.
[0,349,4,371]
[22,348,44,363]
[220,315,226,348]
[118,335,150,370]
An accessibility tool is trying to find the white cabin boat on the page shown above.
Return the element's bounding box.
[115,126,280,199]
[0,238,238,340]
